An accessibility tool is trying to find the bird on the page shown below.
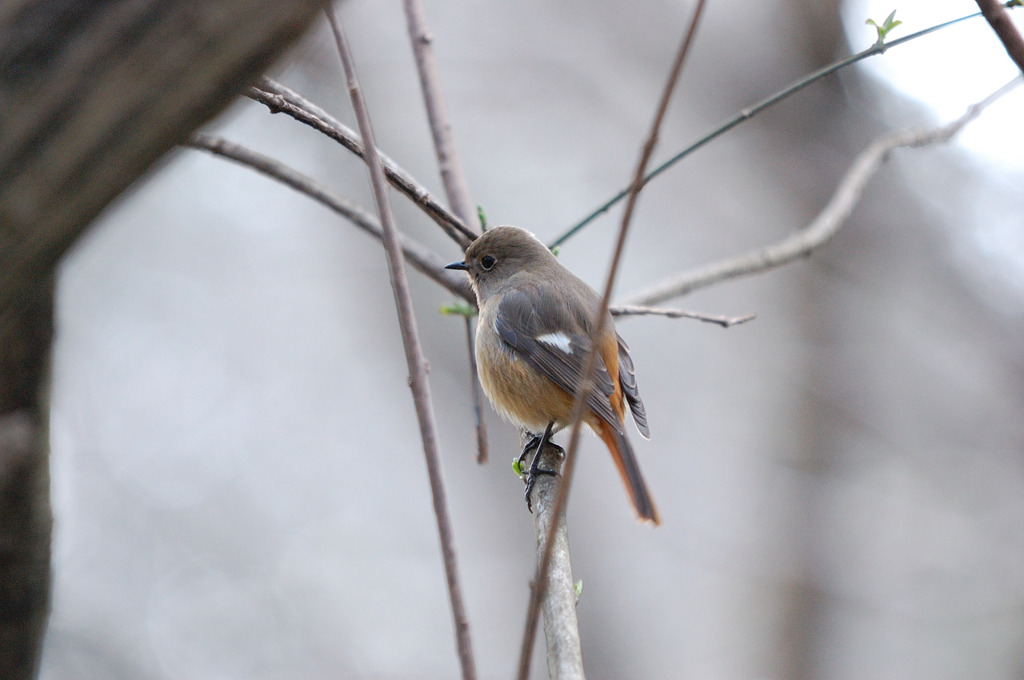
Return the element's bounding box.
[446,226,659,524]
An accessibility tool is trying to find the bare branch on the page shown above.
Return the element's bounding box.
[249,78,476,247]
[517,2,707,677]
[611,305,755,328]
[400,0,488,470]
[325,9,477,680]
[976,0,1024,75]
[553,7,1005,247]
[520,436,584,680]
[621,76,1023,307]
[402,0,480,233]
[184,134,474,302]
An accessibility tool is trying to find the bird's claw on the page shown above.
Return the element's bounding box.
[520,434,561,513]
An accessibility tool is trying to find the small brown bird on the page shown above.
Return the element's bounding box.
[446,226,659,524]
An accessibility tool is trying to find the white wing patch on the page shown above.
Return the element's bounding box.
[536,332,574,354]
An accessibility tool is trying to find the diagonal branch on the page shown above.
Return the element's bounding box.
[553,5,1020,247]
[621,76,1023,307]
[184,133,474,301]
[249,78,476,247]
[325,9,477,680]
[976,0,1024,75]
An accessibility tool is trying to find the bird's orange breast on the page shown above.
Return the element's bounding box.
[476,324,575,432]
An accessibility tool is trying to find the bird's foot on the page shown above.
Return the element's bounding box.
[521,434,562,513]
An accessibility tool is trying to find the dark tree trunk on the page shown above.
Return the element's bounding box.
[0,1,327,676]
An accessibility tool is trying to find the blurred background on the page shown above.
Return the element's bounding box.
[39,0,1024,678]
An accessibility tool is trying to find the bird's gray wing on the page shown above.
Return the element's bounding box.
[616,333,650,438]
[494,287,620,428]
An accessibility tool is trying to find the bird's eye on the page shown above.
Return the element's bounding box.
[480,255,497,270]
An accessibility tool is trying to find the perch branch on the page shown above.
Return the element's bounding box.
[326,9,477,680]
[520,435,583,680]
[621,76,1023,307]
[517,2,707,677]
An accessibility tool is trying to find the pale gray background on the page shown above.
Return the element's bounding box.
[40,1,1024,678]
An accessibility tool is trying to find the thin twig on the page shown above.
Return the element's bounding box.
[611,305,755,328]
[402,0,480,234]
[183,133,474,302]
[517,3,707,677]
[551,6,1011,247]
[248,78,476,247]
[620,76,1023,307]
[976,0,1024,74]
[401,0,488,463]
[325,9,477,680]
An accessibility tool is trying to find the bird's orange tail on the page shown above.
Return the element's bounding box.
[595,419,660,525]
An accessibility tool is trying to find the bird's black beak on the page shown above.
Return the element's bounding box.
[445,261,469,271]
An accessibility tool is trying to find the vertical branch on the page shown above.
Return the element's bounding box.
[516,2,707,677]
[402,0,489,463]
[325,8,477,680]
[523,436,584,680]
[402,0,481,234]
